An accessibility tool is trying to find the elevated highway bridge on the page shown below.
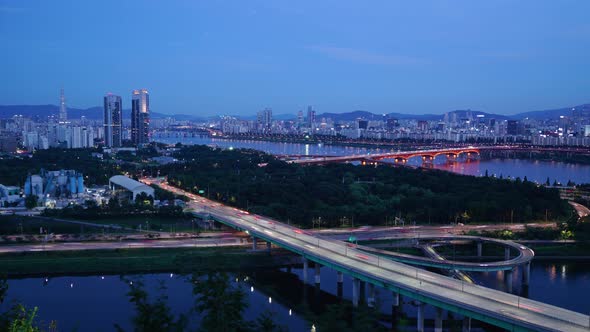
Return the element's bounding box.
[145,178,590,332]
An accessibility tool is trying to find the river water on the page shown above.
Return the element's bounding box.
[1,261,589,331]
[155,136,590,185]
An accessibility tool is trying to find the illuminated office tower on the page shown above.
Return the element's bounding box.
[103,93,122,147]
[131,89,150,145]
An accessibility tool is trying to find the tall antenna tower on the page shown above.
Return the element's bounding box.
[59,88,67,122]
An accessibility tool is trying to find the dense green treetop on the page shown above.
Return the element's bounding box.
[152,145,570,227]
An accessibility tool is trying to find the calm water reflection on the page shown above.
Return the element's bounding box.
[2,260,588,331]
[1,273,307,332]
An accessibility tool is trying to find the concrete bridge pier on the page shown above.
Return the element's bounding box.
[352,278,360,307]
[447,153,457,163]
[367,283,375,307]
[416,301,425,332]
[504,247,510,260]
[522,262,531,286]
[359,281,366,305]
[251,237,257,250]
[477,241,482,258]
[505,268,513,293]
[391,291,400,328]
[462,317,471,332]
[336,271,343,298]
[392,291,399,308]
[266,241,271,254]
[314,264,321,285]
[435,307,443,332]
[302,258,308,283]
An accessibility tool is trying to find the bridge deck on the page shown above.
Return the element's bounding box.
[148,179,589,332]
[209,210,587,332]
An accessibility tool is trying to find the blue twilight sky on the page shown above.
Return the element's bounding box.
[1,1,589,116]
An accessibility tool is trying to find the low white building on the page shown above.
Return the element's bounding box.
[0,184,20,204]
[109,175,155,202]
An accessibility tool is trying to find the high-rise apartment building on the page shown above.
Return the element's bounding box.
[256,108,272,132]
[307,106,316,130]
[297,110,304,126]
[131,89,150,145]
[103,94,122,147]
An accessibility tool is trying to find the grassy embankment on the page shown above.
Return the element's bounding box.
[0,247,295,277]
[0,215,200,236]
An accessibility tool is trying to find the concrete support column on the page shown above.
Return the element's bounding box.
[462,317,471,332]
[391,291,400,329]
[522,262,531,286]
[416,301,424,332]
[336,271,343,298]
[435,307,443,332]
[359,281,366,305]
[367,283,375,307]
[352,278,360,307]
[314,264,321,285]
[504,247,510,260]
[392,291,399,307]
[266,241,271,254]
[505,269,513,293]
[252,237,257,250]
[477,241,482,257]
[302,258,308,283]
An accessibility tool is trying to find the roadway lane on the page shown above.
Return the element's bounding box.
[147,178,589,332]
[355,235,534,272]
[0,237,244,254]
[314,223,556,241]
[570,201,590,219]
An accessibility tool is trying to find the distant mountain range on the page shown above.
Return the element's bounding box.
[0,103,588,122]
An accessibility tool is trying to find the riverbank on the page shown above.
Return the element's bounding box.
[0,247,297,277]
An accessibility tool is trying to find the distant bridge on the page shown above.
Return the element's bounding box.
[284,147,481,166]
[281,145,590,166]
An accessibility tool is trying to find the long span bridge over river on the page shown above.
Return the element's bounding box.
[281,145,590,166]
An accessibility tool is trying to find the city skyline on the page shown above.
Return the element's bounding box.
[1,1,589,116]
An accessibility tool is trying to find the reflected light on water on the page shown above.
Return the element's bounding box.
[496,271,503,282]
[561,265,567,279]
[548,265,557,282]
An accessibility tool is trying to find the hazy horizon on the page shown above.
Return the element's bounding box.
[1,1,589,116]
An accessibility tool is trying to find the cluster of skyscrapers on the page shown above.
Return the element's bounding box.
[103,89,150,147]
